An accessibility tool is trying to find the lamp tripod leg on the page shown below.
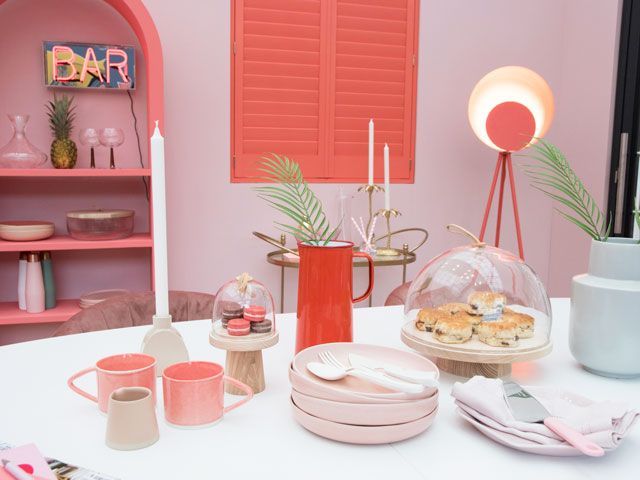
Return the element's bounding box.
[506,153,525,259]
[494,153,507,247]
[479,155,503,241]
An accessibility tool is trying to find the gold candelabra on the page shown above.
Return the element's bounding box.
[357,184,384,237]
[374,208,402,256]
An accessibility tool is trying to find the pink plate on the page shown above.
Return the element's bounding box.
[455,389,611,456]
[290,366,416,404]
[292,342,439,401]
[291,397,438,444]
[292,389,438,426]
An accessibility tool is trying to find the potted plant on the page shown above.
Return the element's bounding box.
[524,140,640,378]
[256,154,374,352]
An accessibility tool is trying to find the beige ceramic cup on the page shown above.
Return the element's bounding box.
[105,387,159,450]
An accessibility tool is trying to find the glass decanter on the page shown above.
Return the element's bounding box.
[0,114,47,168]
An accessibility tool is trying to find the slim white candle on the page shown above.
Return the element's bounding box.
[368,119,374,185]
[151,121,169,317]
[384,143,390,210]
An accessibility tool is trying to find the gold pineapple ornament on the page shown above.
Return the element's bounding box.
[46,94,78,169]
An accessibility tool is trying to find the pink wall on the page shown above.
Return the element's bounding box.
[0,0,622,343]
[546,0,621,295]
[145,0,621,311]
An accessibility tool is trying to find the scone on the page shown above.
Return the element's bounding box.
[503,311,535,338]
[433,317,473,344]
[438,302,472,315]
[415,308,450,332]
[452,311,482,332]
[477,320,519,347]
[468,291,506,316]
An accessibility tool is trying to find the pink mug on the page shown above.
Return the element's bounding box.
[68,353,156,413]
[162,361,253,428]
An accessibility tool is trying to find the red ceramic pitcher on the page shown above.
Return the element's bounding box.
[295,240,374,353]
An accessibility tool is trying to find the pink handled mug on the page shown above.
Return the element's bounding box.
[68,353,156,413]
[162,361,253,428]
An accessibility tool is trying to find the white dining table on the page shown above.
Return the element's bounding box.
[0,298,638,480]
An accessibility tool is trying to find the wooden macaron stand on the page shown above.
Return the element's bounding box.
[209,273,279,395]
[210,324,279,394]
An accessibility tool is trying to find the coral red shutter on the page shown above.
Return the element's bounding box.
[232,0,418,182]
[329,0,418,182]
[232,0,326,181]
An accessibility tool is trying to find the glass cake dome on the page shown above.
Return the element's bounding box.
[211,273,276,337]
[403,235,551,351]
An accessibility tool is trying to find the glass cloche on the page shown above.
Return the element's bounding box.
[211,273,276,337]
[403,229,551,352]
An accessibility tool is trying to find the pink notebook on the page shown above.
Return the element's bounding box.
[0,444,55,480]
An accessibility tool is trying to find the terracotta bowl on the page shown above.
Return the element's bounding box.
[291,389,438,426]
[291,397,438,444]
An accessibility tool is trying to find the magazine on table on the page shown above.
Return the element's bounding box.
[0,441,119,480]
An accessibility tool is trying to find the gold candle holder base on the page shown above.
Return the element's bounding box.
[374,208,401,256]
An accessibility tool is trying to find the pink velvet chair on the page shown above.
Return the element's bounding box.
[385,282,411,306]
[53,290,214,336]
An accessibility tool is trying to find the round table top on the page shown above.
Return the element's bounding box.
[0,299,639,479]
[266,249,417,268]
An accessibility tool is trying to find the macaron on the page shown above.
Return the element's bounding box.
[227,318,250,336]
[244,305,266,322]
[221,317,230,329]
[250,319,272,334]
[222,301,244,320]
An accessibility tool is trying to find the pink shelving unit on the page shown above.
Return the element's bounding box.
[0,0,165,327]
[0,168,151,177]
[0,299,81,326]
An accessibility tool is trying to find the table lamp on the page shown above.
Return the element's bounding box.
[468,66,554,259]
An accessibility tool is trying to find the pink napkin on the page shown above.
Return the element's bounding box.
[451,376,638,450]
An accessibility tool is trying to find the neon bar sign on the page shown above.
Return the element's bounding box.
[43,41,135,90]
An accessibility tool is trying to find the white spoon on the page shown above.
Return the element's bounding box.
[306,362,425,394]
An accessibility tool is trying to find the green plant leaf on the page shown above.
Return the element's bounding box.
[255,153,336,244]
[522,139,608,241]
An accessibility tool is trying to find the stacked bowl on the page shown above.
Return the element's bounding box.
[289,343,439,444]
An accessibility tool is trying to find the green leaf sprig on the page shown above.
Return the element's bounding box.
[523,139,611,241]
[255,153,340,245]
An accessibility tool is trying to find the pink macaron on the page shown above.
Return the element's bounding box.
[227,318,250,336]
[244,305,266,323]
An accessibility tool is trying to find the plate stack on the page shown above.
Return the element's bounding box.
[289,343,439,444]
[79,289,129,309]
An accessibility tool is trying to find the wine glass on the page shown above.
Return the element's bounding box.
[99,128,124,169]
[79,128,100,168]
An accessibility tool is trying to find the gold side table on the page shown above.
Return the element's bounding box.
[257,229,428,311]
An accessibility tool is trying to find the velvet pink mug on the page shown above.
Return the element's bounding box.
[162,361,253,428]
[68,353,156,413]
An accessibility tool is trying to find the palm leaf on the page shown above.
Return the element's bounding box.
[522,140,609,241]
[255,153,340,245]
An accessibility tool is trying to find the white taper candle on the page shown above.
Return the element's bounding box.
[151,121,169,317]
[368,119,374,185]
[384,143,390,210]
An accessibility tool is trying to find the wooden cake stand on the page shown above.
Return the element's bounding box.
[401,321,552,378]
[210,322,279,395]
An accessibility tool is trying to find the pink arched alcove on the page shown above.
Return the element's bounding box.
[0,0,164,135]
[0,0,164,338]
